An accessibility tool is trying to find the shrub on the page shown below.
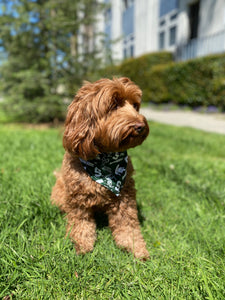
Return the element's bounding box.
[96,51,173,92]
[95,52,225,110]
[1,94,67,123]
[144,54,225,109]
[212,78,225,110]
[0,64,67,123]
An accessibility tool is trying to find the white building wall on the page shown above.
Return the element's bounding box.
[111,0,123,61]
[159,8,179,51]
[176,1,190,45]
[198,0,225,37]
[99,0,225,62]
[134,0,159,56]
[177,0,225,46]
[106,0,159,61]
[94,0,106,59]
[176,0,225,60]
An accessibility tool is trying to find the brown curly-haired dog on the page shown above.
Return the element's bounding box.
[51,77,150,259]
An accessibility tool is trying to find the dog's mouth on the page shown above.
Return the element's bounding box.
[119,123,149,148]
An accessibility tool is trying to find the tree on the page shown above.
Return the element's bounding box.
[0,0,105,122]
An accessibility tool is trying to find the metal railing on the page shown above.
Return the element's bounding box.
[175,29,225,61]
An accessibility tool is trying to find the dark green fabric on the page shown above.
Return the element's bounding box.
[79,151,128,196]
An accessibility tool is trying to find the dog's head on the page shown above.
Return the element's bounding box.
[63,77,149,160]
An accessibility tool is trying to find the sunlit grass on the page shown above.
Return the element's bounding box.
[0,123,224,299]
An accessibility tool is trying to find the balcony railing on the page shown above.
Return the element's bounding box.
[175,29,225,61]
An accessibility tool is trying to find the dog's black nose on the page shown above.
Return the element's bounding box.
[134,123,145,134]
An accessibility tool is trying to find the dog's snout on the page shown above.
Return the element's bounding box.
[134,123,145,134]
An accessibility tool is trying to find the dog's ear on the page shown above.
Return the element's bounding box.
[63,93,100,160]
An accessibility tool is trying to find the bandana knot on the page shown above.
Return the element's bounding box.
[79,151,128,196]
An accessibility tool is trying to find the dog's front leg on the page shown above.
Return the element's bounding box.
[66,208,96,254]
[107,199,149,260]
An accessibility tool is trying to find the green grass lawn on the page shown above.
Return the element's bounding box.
[0,122,224,299]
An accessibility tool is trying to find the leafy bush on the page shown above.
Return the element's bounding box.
[94,51,173,93]
[145,54,225,109]
[211,77,225,109]
[0,65,67,123]
[95,52,225,110]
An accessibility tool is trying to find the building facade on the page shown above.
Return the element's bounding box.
[176,0,225,60]
[101,0,225,61]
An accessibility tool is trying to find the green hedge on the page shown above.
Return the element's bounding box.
[95,52,225,110]
[96,51,173,92]
[145,54,225,109]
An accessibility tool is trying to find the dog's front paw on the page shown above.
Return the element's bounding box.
[133,248,150,261]
[74,242,94,255]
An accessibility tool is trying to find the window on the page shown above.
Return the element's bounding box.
[170,13,177,21]
[159,31,165,49]
[169,26,176,45]
[160,0,179,17]
[189,1,200,39]
[123,48,127,59]
[123,34,135,59]
[123,45,134,59]
[159,19,166,26]
[130,45,134,57]
[122,0,134,11]
[105,8,112,25]
[158,1,178,50]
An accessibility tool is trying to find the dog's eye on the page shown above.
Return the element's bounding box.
[133,103,139,111]
[112,99,120,110]
[114,103,119,110]
[108,101,119,112]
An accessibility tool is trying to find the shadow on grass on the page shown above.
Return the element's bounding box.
[94,204,145,231]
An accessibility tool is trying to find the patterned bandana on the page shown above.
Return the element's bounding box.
[79,151,128,196]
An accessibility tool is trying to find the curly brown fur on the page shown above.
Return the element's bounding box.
[51,77,150,259]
